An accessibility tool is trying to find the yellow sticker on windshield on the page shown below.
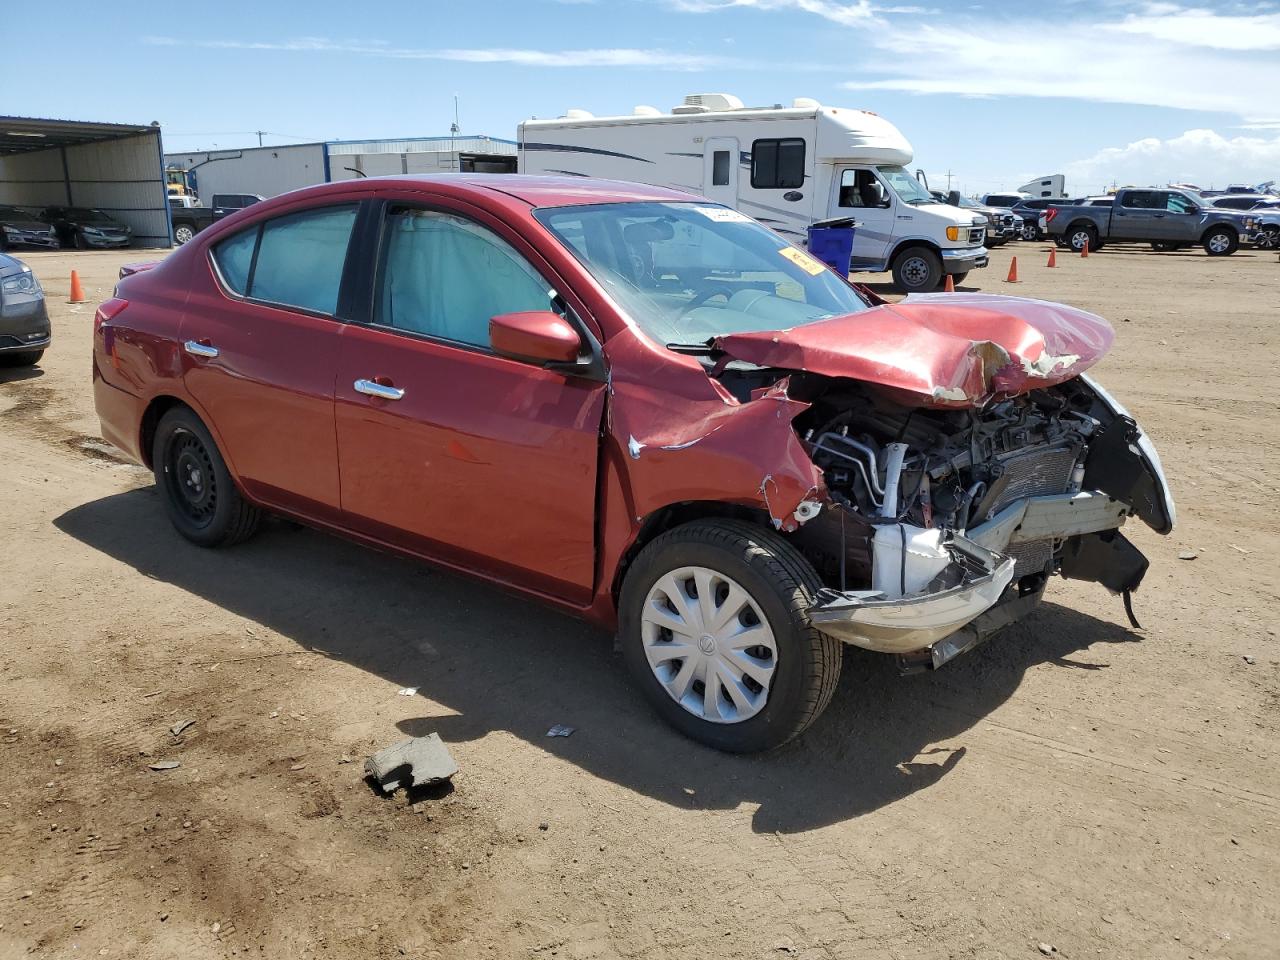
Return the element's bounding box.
[778,245,826,276]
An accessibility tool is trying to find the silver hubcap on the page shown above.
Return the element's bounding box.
[640,566,777,724]
[1072,230,1091,250]
[175,227,193,244]
[902,256,930,286]
[1208,234,1229,253]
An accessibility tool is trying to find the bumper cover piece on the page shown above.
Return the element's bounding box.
[809,534,1015,654]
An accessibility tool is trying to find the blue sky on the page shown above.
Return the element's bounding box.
[8,0,1280,195]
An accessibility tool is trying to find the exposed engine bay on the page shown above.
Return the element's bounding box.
[711,362,1175,669]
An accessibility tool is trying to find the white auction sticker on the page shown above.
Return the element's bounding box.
[693,206,752,223]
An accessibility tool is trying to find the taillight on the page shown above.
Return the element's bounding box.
[1045,208,1059,224]
[94,297,128,334]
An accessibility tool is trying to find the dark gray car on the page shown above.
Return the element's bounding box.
[0,205,59,250]
[0,253,50,366]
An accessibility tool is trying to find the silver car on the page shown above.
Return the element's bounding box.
[0,253,50,366]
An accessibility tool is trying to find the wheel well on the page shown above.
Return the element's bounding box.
[611,500,771,603]
[1067,220,1096,236]
[138,395,190,469]
[1201,224,1233,240]
[888,240,940,266]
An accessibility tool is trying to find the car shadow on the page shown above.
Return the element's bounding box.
[55,489,1141,834]
[0,363,45,384]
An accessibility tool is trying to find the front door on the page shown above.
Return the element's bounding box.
[702,137,740,208]
[181,201,360,520]
[334,202,607,603]
[833,167,894,268]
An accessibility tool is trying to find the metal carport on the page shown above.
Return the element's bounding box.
[0,116,172,248]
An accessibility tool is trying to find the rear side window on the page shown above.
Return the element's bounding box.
[376,208,551,348]
[711,150,731,187]
[209,204,358,314]
[1122,191,1160,209]
[211,227,257,295]
[751,138,805,189]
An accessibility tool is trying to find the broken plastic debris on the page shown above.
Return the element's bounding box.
[397,687,418,697]
[545,724,576,738]
[365,734,458,793]
[169,719,195,737]
[148,760,181,771]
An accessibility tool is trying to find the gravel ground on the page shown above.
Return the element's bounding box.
[1,242,1277,959]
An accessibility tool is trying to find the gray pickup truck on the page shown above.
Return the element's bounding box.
[1044,188,1259,256]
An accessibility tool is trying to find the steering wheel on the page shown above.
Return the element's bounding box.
[677,285,737,321]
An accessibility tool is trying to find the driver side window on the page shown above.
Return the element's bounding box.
[837,170,887,209]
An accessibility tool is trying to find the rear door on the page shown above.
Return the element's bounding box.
[1112,191,1161,239]
[181,199,361,521]
[333,197,607,602]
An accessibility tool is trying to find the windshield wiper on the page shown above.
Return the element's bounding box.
[666,339,721,356]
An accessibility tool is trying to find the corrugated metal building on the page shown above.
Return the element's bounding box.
[166,135,516,200]
[0,116,172,247]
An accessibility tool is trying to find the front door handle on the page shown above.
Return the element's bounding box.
[354,378,405,401]
[183,340,219,358]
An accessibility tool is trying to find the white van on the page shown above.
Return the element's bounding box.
[518,94,989,292]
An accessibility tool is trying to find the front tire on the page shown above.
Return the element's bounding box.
[173,223,195,245]
[153,406,261,548]
[1202,226,1238,256]
[891,246,943,293]
[619,519,842,753]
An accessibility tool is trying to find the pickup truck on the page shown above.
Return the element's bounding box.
[169,193,264,246]
[1044,188,1259,255]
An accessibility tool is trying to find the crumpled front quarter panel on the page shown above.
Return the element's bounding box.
[715,294,1114,407]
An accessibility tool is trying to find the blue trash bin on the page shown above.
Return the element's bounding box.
[806,217,858,275]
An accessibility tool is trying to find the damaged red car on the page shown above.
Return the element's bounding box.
[93,175,1175,752]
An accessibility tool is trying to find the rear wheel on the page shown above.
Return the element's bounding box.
[618,519,842,753]
[1021,223,1040,241]
[891,246,943,293]
[1202,227,1237,256]
[152,406,261,547]
[173,223,196,245]
[1067,223,1098,253]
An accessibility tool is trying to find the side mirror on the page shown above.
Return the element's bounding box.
[490,310,582,364]
[946,190,961,206]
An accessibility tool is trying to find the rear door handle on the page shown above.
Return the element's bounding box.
[354,378,405,401]
[183,340,219,358]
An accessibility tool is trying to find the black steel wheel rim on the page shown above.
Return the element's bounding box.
[166,429,217,526]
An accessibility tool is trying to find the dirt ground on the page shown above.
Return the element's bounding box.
[1,242,1277,960]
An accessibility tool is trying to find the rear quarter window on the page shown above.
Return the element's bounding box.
[211,227,257,295]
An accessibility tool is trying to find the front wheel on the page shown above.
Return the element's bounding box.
[618,519,842,753]
[1202,227,1238,256]
[173,223,196,245]
[891,246,943,293]
[153,406,261,548]
[1256,226,1280,250]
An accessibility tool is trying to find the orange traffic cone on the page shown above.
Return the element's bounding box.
[68,270,86,303]
[1005,257,1019,282]
[1081,240,1089,258]
[1046,248,1057,268]
[943,274,955,292]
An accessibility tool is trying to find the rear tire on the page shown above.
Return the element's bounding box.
[891,246,943,293]
[173,223,196,245]
[1202,227,1237,256]
[152,406,261,548]
[618,519,842,753]
[1067,223,1098,253]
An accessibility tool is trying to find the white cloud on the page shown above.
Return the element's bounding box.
[1063,128,1280,191]
[142,35,733,70]
[668,0,878,25]
[1105,6,1280,50]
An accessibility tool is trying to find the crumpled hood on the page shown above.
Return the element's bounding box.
[712,293,1114,408]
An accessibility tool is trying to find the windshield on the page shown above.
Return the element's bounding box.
[0,207,32,219]
[956,196,983,209]
[535,202,870,348]
[876,165,937,204]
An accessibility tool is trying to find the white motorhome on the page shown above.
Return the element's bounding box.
[518,94,989,292]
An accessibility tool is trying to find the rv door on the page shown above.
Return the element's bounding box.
[703,138,739,207]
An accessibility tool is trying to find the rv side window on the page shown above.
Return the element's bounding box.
[750,138,805,189]
[712,151,731,187]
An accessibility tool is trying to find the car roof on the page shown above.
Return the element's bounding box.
[275,174,699,210]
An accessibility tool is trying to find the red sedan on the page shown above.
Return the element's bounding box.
[93,175,1174,752]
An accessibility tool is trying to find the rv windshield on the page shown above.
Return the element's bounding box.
[535,201,870,349]
[877,166,938,205]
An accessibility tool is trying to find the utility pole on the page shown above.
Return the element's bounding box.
[945,169,954,191]
[450,95,460,171]
[255,130,265,146]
